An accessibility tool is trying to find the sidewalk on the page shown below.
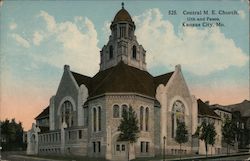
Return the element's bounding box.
[5,154,67,161]
[151,152,250,161]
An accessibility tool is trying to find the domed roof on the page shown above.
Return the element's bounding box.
[113,8,133,23]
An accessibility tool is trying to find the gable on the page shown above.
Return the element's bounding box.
[165,65,192,99]
[55,65,79,97]
[54,65,80,129]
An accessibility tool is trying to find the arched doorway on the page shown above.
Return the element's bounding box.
[112,133,127,160]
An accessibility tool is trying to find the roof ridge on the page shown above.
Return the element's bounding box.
[71,71,92,78]
[154,71,174,78]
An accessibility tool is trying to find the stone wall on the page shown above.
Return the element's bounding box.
[154,105,161,155]
[104,94,155,158]
[87,97,106,157]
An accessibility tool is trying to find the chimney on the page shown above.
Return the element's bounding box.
[175,64,181,72]
[64,64,70,71]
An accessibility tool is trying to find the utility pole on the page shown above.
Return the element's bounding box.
[163,136,166,161]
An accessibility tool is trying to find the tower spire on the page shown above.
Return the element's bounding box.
[121,2,124,9]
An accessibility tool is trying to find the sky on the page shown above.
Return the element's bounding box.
[0,0,249,130]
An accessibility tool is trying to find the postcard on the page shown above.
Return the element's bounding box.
[0,0,249,160]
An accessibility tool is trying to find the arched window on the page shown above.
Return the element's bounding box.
[128,25,133,38]
[121,104,128,117]
[61,101,74,127]
[140,106,144,131]
[145,107,149,131]
[113,105,120,118]
[171,113,175,138]
[93,108,97,132]
[113,25,117,38]
[120,25,126,38]
[98,106,101,131]
[132,45,137,59]
[171,100,185,138]
[109,45,113,59]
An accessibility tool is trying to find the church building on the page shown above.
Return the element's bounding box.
[27,4,200,160]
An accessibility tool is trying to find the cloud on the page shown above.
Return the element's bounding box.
[33,31,43,45]
[0,0,3,7]
[37,10,99,76]
[74,16,83,22]
[39,11,57,32]
[102,21,111,42]
[9,22,17,30]
[11,33,30,48]
[238,10,245,19]
[133,8,248,75]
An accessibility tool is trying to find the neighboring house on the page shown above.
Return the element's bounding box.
[210,104,232,123]
[35,106,50,133]
[210,100,250,151]
[27,5,198,160]
[228,100,250,149]
[197,99,222,155]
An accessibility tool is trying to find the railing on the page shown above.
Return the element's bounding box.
[37,127,88,154]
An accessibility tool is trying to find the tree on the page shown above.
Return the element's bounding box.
[175,121,188,160]
[0,118,26,151]
[118,106,140,161]
[222,118,237,155]
[207,123,216,156]
[196,120,217,157]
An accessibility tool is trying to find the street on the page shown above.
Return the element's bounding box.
[210,154,250,161]
[1,152,250,161]
[1,152,61,161]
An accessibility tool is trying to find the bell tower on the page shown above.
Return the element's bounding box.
[100,3,147,71]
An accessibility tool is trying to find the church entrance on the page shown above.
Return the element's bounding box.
[111,133,128,160]
[114,142,127,157]
[112,141,127,160]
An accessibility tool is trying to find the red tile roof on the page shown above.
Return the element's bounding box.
[71,61,174,98]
